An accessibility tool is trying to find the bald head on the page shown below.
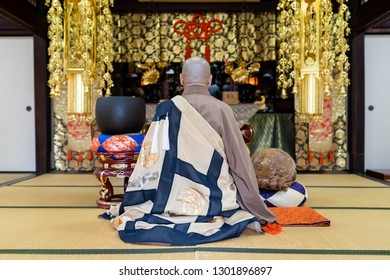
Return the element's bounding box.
[180,56,212,87]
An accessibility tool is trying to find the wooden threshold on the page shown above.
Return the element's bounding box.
[366,169,390,180]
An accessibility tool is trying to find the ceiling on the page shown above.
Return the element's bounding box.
[0,13,32,35]
[1,0,390,35]
[0,0,276,34]
[367,17,390,33]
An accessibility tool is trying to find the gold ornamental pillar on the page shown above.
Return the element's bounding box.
[276,0,350,122]
[276,0,350,170]
[46,0,115,169]
[296,0,323,122]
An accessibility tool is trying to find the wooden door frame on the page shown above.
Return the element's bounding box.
[349,0,390,173]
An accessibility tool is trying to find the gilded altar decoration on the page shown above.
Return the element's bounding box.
[276,0,350,171]
[137,62,168,86]
[276,0,350,122]
[226,61,261,83]
[46,0,115,100]
[46,0,65,98]
[174,14,223,62]
[141,68,160,86]
[46,0,115,127]
[46,0,115,169]
[96,0,115,97]
[308,98,333,164]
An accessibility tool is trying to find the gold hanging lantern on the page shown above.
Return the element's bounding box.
[46,0,115,154]
[276,0,350,122]
[46,0,65,98]
[46,0,115,114]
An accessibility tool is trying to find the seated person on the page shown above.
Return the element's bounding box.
[102,56,276,245]
[209,83,221,99]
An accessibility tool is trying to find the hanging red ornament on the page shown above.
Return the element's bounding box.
[174,14,222,62]
[67,149,73,161]
[186,45,191,59]
[77,151,83,164]
[205,44,210,63]
[319,153,324,164]
[87,149,93,161]
[308,150,313,163]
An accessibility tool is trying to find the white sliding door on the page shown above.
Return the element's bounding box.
[364,35,390,170]
[0,37,36,171]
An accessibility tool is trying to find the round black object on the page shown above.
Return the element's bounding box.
[95,96,146,135]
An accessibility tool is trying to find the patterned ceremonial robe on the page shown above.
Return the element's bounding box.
[103,96,269,245]
[181,85,277,224]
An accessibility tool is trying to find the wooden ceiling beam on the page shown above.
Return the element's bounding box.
[0,0,47,37]
[350,0,390,35]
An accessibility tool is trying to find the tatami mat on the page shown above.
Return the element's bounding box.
[0,186,99,207]
[12,173,98,186]
[194,252,390,260]
[0,173,34,186]
[296,174,388,187]
[1,252,389,261]
[0,208,189,251]
[197,209,390,251]
[13,173,390,187]
[12,173,125,188]
[0,253,195,260]
[0,173,389,260]
[305,188,390,208]
[1,184,389,209]
[0,209,389,260]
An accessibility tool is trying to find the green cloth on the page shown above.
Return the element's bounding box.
[248,113,295,160]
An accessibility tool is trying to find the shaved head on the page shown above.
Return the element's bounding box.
[180,56,212,87]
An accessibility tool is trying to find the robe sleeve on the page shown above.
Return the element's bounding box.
[218,105,277,225]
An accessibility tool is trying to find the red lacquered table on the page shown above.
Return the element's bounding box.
[93,151,139,209]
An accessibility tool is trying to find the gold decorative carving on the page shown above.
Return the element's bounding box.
[276,0,350,122]
[46,0,115,99]
[226,61,261,83]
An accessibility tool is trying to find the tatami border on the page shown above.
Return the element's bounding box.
[1,206,390,210]
[0,248,389,256]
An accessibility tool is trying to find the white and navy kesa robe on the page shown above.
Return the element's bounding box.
[101,96,262,245]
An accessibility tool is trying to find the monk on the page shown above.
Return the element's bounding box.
[180,56,276,225]
[103,56,276,245]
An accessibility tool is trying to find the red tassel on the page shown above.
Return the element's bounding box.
[205,44,210,62]
[185,45,191,59]
[308,151,313,163]
[319,153,324,164]
[262,223,282,235]
[77,151,83,164]
[329,150,334,163]
[67,149,73,161]
[87,149,93,161]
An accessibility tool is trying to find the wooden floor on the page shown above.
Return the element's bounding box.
[0,172,389,260]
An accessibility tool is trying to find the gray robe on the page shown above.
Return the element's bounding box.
[181,85,277,225]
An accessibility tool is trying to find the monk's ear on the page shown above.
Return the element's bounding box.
[207,74,213,88]
[180,73,184,86]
